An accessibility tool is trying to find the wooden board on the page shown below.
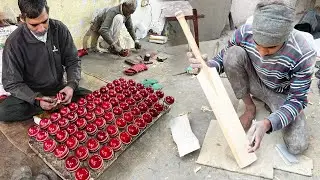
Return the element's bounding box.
[29,108,171,180]
[175,11,257,168]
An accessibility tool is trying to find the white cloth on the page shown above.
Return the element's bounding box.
[97,14,125,52]
[0,25,17,96]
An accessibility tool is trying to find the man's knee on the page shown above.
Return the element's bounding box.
[283,114,309,155]
[224,46,248,69]
[285,137,309,155]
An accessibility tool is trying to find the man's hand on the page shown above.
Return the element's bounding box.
[39,96,57,110]
[135,42,141,50]
[187,52,208,73]
[59,86,74,104]
[247,119,271,153]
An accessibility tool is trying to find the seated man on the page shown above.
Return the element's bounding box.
[0,0,91,122]
[81,0,141,57]
[190,1,316,154]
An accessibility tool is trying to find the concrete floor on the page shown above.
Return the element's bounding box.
[1,36,320,180]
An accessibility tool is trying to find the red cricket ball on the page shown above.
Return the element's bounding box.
[134,118,147,129]
[75,146,89,161]
[65,156,80,172]
[138,103,148,113]
[86,102,96,112]
[113,79,121,86]
[67,112,78,123]
[85,111,96,123]
[106,83,115,90]
[106,125,119,137]
[101,94,110,101]
[103,112,115,124]
[56,129,69,143]
[28,125,40,137]
[146,87,154,94]
[77,98,87,107]
[116,94,126,102]
[108,89,117,97]
[113,107,123,116]
[133,93,143,102]
[114,86,123,94]
[144,98,153,107]
[54,144,69,160]
[125,98,136,106]
[128,79,136,86]
[58,117,70,129]
[43,138,57,153]
[47,123,60,136]
[109,97,119,107]
[94,107,105,117]
[119,102,130,111]
[39,118,51,129]
[66,136,79,150]
[164,96,175,105]
[88,154,104,171]
[68,102,79,112]
[148,108,159,118]
[75,118,87,130]
[100,86,108,94]
[108,137,122,151]
[127,124,140,137]
[85,94,95,102]
[101,101,112,111]
[139,89,148,98]
[142,113,153,124]
[92,90,101,98]
[153,102,164,112]
[119,77,127,83]
[99,146,114,160]
[155,90,164,99]
[128,86,137,94]
[74,130,88,143]
[93,98,103,106]
[121,83,129,90]
[123,112,134,123]
[149,94,158,103]
[122,90,131,98]
[85,123,98,136]
[36,130,49,142]
[115,117,127,129]
[131,107,141,117]
[86,138,100,152]
[50,112,61,123]
[94,117,107,129]
[75,167,90,180]
[119,131,132,145]
[136,83,144,90]
[66,124,78,136]
[96,130,109,144]
[76,107,87,117]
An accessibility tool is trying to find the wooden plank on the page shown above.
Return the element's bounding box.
[175,10,257,168]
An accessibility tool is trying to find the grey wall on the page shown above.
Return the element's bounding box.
[189,0,232,41]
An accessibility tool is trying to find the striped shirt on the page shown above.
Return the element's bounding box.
[208,25,316,131]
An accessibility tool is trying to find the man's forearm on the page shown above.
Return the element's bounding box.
[4,82,39,104]
[125,18,136,41]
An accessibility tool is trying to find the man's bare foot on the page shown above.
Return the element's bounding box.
[240,104,256,131]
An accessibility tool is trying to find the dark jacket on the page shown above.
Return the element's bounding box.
[92,4,136,45]
[2,19,81,105]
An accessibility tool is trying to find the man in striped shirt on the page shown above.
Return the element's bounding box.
[192,1,316,154]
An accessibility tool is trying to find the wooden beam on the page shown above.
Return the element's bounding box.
[175,11,257,168]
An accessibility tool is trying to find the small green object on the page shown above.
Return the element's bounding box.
[142,79,158,87]
[186,66,193,73]
[152,83,163,90]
